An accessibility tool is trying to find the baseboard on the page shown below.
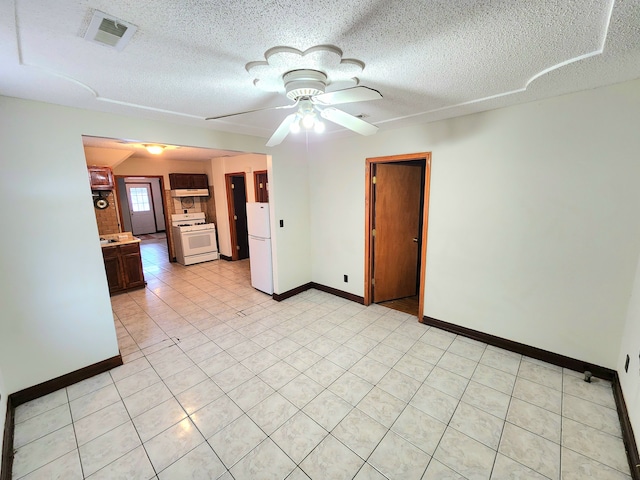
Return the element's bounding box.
[219,254,233,261]
[0,354,122,480]
[272,282,313,301]
[613,374,640,480]
[272,282,365,304]
[310,282,365,305]
[422,315,615,381]
[423,315,639,478]
[1,396,14,480]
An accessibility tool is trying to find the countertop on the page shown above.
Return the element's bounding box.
[100,232,140,247]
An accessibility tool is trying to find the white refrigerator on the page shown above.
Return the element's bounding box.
[246,202,273,294]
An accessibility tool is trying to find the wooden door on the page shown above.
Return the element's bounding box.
[254,170,269,202]
[372,163,423,302]
[226,173,249,260]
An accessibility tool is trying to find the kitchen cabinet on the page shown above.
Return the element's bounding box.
[102,243,145,295]
[88,166,114,190]
[169,173,208,189]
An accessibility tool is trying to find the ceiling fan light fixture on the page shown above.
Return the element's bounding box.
[289,120,301,134]
[145,144,165,155]
[314,121,325,134]
[302,113,316,129]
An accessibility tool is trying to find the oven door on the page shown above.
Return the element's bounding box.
[181,229,217,257]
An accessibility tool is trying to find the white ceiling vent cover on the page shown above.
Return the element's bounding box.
[84,11,137,51]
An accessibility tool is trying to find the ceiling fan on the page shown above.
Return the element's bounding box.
[206,69,383,147]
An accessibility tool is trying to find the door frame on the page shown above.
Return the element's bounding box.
[254,170,268,202]
[114,175,172,263]
[364,152,432,320]
[225,172,247,261]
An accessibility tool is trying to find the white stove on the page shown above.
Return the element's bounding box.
[171,213,219,265]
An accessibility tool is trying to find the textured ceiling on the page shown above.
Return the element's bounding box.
[1,0,639,145]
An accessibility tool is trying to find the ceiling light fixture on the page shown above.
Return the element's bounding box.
[144,144,165,155]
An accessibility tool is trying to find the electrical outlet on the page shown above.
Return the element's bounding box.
[625,354,630,372]
[279,220,284,227]
[344,274,348,283]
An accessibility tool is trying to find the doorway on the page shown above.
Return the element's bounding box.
[225,173,250,260]
[254,170,269,202]
[115,175,172,263]
[364,153,432,319]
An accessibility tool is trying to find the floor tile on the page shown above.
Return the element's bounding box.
[410,384,458,423]
[357,387,406,428]
[271,411,328,463]
[144,418,205,472]
[498,422,560,479]
[300,435,364,480]
[491,453,548,479]
[74,401,130,446]
[209,414,268,468]
[13,403,72,449]
[512,377,562,414]
[278,373,325,408]
[368,430,431,480]
[507,397,561,443]
[79,421,141,476]
[230,438,296,480]
[132,397,188,442]
[461,381,511,419]
[124,381,174,418]
[424,366,469,399]
[12,425,77,478]
[190,394,243,439]
[17,259,630,480]
[449,401,504,450]
[332,408,388,459]
[176,379,224,415]
[86,445,155,480]
[247,392,299,434]
[433,427,496,480]
[390,404,446,455]
[302,389,353,431]
[561,417,629,474]
[560,447,632,480]
[327,371,373,406]
[562,393,621,437]
[20,449,83,480]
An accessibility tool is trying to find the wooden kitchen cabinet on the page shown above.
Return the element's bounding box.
[88,165,114,190]
[102,243,145,295]
[169,173,208,189]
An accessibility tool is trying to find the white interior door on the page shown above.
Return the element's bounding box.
[126,183,156,235]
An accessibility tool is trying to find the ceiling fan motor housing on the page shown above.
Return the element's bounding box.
[284,69,327,100]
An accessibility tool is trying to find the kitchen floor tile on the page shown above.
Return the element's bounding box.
[299,435,364,480]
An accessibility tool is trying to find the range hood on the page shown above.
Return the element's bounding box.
[171,188,209,197]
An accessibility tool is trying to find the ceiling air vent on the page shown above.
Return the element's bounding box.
[84,11,137,51]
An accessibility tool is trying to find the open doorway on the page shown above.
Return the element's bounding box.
[364,153,432,319]
[225,173,250,260]
[115,175,172,264]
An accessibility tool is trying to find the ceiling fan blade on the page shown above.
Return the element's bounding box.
[312,86,382,106]
[206,101,298,120]
[320,108,378,136]
[266,113,297,147]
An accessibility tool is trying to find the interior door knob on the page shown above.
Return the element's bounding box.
[413,238,418,243]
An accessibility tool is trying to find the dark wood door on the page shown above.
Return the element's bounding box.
[254,171,269,202]
[372,163,423,302]
[226,174,249,260]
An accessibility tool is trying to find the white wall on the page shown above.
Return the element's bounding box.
[0,96,312,403]
[309,79,640,369]
[210,154,268,257]
[618,251,640,443]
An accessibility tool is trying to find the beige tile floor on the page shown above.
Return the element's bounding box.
[11,237,632,479]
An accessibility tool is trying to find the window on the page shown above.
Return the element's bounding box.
[129,187,151,212]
